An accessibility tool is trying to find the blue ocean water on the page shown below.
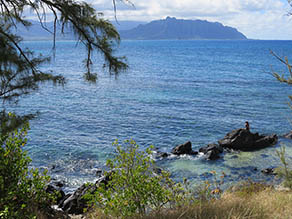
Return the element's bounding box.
[6,40,292,191]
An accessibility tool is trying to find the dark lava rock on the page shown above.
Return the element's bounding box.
[59,170,116,215]
[55,181,64,188]
[254,134,278,148]
[171,141,197,155]
[261,168,277,175]
[60,183,97,215]
[58,194,71,209]
[218,128,277,151]
[205,150,220,160]
[50,179,65,188]
[156,151,171,159]
[95,169,103,177]
[199,143,223,160]
[283,131,292,139]
[199,143,223,154]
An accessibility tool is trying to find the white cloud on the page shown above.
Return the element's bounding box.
[90,0,292,39]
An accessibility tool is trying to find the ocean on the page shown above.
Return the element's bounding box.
[6,40,292,192]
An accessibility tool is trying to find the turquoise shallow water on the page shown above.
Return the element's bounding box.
[4,40,292,192]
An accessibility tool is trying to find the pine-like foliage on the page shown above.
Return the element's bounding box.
[0,0,128,100]
[0,20,64,102]
[0,0,130,132]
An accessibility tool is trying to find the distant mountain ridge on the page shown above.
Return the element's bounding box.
[120,17,247,40]
[13,20,146,40]
[13,18,246,40]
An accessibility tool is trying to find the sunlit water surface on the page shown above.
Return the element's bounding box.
[5,40,292,192]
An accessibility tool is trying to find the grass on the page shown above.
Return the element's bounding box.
[85,182,292,219]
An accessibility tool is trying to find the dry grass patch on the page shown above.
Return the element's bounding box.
[86,183,292,219]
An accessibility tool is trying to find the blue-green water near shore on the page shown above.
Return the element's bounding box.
[5,40,292,192]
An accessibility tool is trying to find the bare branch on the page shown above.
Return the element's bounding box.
[270,50,292,77]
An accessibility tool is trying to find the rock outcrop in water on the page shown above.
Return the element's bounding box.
[261,168,277,175]
[155,151,171,159]
[47,127,280,216]
[59,172,113,214]
[283,131,292,139]
[171,141,198,155]
[169,128,277,158]
[218,128,278,151]
[199,143,223,160]
[59,184,95,214]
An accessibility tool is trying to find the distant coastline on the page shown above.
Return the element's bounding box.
[16,17,248,41]
[15,18,292,41]
[119,17,247,40]
[21,38,292,43]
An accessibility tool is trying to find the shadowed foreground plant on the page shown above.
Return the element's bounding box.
[0,122,55,219]
[86,139,194,218]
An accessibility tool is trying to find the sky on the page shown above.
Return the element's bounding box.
[86,0,292,40]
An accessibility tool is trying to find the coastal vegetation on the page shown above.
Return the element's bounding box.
[1,125,292,218]
[85,140,194,217]
[275,146,292,189]
[1,1,292,219]
[0,120,54,218]
[84,144,292,219]
[87,183,292,219]
[77,143,292,219]
[0,0,131,217]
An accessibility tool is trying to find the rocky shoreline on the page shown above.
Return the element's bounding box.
[156,128,278,160]
[46,127,283,216]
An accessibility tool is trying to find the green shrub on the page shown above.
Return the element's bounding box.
[275,146,292,189]
[0,122,54,219]
[87,139,193,218]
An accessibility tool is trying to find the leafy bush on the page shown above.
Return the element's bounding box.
[87,139,193,217]
[0,122,54,219]
[275,146,292,189]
